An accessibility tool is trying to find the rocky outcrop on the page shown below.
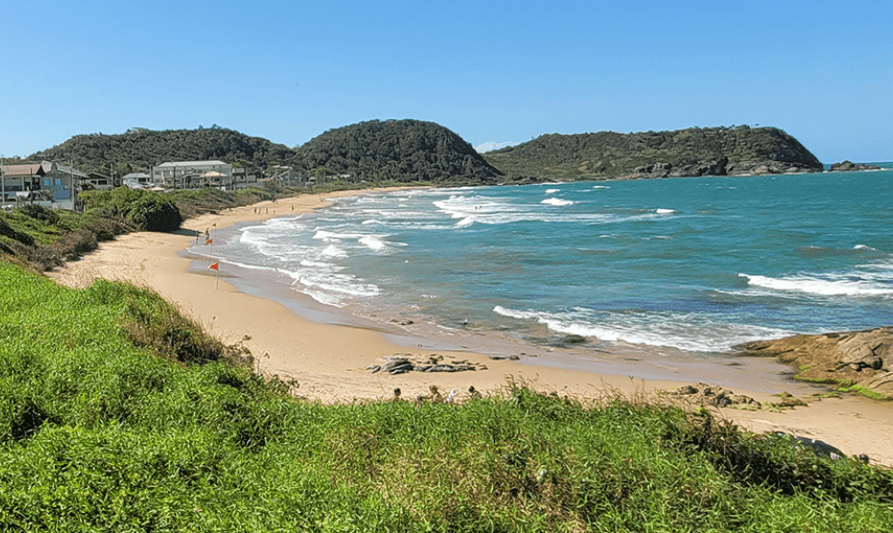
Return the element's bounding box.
[735,328,893,398]
[828,160,883,172]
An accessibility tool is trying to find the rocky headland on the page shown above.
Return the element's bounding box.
[735,327,893,399]
[483,125,824,181]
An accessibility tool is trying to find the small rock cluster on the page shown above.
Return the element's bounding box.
[668,382,761,408]
[667,383,809,410]
[367,354,487,375]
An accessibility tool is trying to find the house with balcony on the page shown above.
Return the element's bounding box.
[0,161,86,209]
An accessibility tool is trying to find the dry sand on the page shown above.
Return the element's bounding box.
[47,188,893,466]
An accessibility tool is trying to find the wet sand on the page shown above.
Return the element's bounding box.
[47,187,893,466]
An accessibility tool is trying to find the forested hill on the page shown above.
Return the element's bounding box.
[483,126,823,180]
[292,119,503,185]
[27,127,296,175]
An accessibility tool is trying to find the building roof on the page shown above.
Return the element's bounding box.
[53,164,89,179]
[155,160,229,168]
[1,162,53,177]
[1,161,88,179]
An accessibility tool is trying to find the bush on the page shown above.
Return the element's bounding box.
[17,204,59,225]
[124,194,182,232]
[81,188,183,232]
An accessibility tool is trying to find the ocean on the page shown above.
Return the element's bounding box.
[189,167,893,384]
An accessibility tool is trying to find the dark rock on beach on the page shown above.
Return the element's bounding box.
[667,382,761,408]
[368,354,487,375]
[735,327,893,398]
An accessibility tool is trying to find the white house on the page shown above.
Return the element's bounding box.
[151,161,233,189]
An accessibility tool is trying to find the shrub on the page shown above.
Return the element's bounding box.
[17,204,59,225]
[124,194,182,232]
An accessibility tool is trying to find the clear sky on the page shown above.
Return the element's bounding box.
[2,1,891,163]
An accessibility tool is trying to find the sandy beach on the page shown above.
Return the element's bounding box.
[47,188,893,467]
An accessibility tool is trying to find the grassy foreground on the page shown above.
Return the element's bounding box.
[1,263,893,532]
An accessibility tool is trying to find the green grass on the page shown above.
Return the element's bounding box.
[2,262,893,531]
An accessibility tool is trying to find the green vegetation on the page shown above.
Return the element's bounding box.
[792,375,893,402]
[0,185,314,271]
[2,263,892,531]
[483,126,823,181]
[25,126,295,176]
[0,204,133,271]
[293,119,503,185]
[81,187,183,232]
[12,122,825,187]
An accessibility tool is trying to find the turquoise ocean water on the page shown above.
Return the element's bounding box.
[193,167,893,364]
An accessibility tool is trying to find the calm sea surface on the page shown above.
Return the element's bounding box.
[192,168,893,364]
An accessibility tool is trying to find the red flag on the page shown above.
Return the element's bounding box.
[208,262,219,270]
[205,238,213,245]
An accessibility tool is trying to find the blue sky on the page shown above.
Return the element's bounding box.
[1,1,891,163]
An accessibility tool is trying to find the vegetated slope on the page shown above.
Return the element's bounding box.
[26,126,296,175]
[292,119,504,185]
[2,262,893,531]
[483,126,824,181]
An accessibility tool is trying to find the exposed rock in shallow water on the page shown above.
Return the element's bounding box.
[828,160,882,172]
[734,327,893,398]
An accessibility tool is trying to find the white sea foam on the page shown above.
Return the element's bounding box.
[545,188,560,194]
[493,305,792,352]
[456,217,475,228]
[359,236,387,251]
[739,273,893,297]
[300,259,332,268]
[322,245,347,258]
[541,198,575,206]
[656,208,675,214]
[592,185,610,189]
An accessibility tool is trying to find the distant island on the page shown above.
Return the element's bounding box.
[482,126,824,181]
[11,121,835,186]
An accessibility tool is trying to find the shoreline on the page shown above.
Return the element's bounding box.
[47,187,893,466]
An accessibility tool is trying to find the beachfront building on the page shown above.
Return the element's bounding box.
[122,172,152,188]
[152,161,233,190]
[85,171,113,191]
[268,165,306,186]
[0,161,85,210]
[232,167,260,190]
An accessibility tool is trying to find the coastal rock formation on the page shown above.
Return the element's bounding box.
[483,125,823,181]
[735,328,893,398]
[828,160,883,172]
